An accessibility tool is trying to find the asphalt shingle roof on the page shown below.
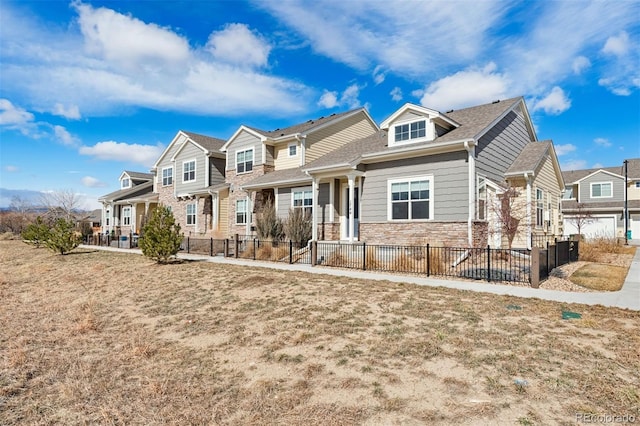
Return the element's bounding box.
[182,131,226,152]
[99,181,155,202]
[505,141,552,175]
[247,109,362,138]
[123,171,153,180]
[242,168,310,188]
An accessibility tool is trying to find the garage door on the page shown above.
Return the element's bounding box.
[564,216,616,239]
[630,217,640,240]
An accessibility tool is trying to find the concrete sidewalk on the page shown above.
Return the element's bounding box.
[80,244,640,311]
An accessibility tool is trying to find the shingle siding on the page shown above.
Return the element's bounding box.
[476,110,531,184]
[361,151,469,222]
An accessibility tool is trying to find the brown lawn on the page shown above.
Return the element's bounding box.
[1,240,639,425]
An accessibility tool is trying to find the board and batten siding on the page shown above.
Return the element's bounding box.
[305,114,378,163]
[360,151,469,222]
[208,157,226,187]
[273,143,299,170]
[579,171,625,203]
[476,110,531,185]
[226,131,263,171]
[174,142,206,194]
[276,184,330,224]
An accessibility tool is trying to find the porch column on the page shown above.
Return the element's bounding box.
[312,177,319,241]
[195,195,200,233]
[131,204,137,233]
[246,191,254,236]
[347,173,355,243]
[525,173,532,250]
[212,193,219,232]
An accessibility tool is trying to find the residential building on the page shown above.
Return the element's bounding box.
[562,158,640,239]
[99,171,157,235]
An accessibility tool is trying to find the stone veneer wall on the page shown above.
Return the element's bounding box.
[157,185,212,236]
[360,221,488,247]
[318,222,340,241]
[226,165,274,237]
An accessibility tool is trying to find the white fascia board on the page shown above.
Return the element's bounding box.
[152,130,188,170]
[303,162,353,173]
[220,126,266,152]
[380,103,458,130]
[242,177,312,191]
[575,169,625,184]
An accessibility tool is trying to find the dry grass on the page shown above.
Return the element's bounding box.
[570,264,629,291]
[1,240,639,425]
[579,237,636,262]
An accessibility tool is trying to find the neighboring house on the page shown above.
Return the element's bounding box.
[151,130,229,237]
[99,171,157,235]
[78,209,102,234]
[222,109,379,237]
[239,96,564,248]
[562,158,640,240]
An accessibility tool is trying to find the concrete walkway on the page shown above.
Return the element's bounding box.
[80,244,640,311]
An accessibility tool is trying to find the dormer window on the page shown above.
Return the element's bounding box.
[121,178,131,189]
[395,120,426,143]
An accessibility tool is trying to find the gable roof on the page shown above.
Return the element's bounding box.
[242,167,311,190]
[120,170,153,181]
[221,108,377,151]
[380,103,459,129]
[98,180,156,203]
[562,158,640,184]
[304,97,531,173]
[505,140,565,188]
[153,130,225,169]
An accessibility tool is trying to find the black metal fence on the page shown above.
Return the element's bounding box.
[84,234,579,287]
[84,233,139,249]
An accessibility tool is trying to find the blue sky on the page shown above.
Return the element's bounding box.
[1,0,639,210]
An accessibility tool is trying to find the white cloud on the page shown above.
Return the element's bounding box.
[317,84,363,109]
[206,23,271,68]
[572,56,591,75]
[53,125,80,146]
[555,144,577,156]
[4,165,19,172]
[420,63,509,111]
[81,176,107,188]
[594,137,612,147]
[372,65,386,85]
[79,141,164,167]
[0,98,34,127]
[318,90,338,108]
[52,103,81,119]
[390,87,403,102]
[0,2,310,117]
[532,86,571,115]
[562,159,587,171]
[602,31,630,57]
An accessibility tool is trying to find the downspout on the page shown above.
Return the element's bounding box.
[464,141,476,247]
[524,172,532,250]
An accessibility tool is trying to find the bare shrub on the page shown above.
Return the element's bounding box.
[283,208,312,246]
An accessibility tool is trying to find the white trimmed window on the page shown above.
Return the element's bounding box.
[388,177,432,220]
[121,178,131,189]
[122,207,131,226]
[162,167,173,186]
[183,160,196,182]
[236,199,247,224]
[635,181,640,188]
[288,142,298,157]
[236,149,254,173]
[186,203,196,225]
[394,120,426,143]
[591,182,612,198]
[292,189,312,215]
[477,177,487,220]
[536,189,544,228]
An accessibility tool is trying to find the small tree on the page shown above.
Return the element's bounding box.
[255,198,284,240]
[487,186,529,250]
[567,203,594,240]
[45,218,81,255]
[22,216,51,248]
[283,208,312,246]
[139,206,183,264]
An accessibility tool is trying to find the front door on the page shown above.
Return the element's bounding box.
[341,185,359,240]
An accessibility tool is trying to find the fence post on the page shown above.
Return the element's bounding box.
[129,233,132,249]
[289,240,293,264]
[531,247,540,288]
[311,241,317,266]
[554,237,559,270]
[487,245,491,282]
[210,238,213,257]
[187,237,190,253]
[253,239,257,260]
[234,234,239,258]
[362,242,366,271]
[224,239,229,257]
[426,244,430,277]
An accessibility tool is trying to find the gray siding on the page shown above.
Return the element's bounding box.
[226,131,262,170]
[276,183,330,224]
[174,142,205,194]
[209,157,226,186]
[361,151,469,222]
[579,171,624,203]
[476,110,531,184]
